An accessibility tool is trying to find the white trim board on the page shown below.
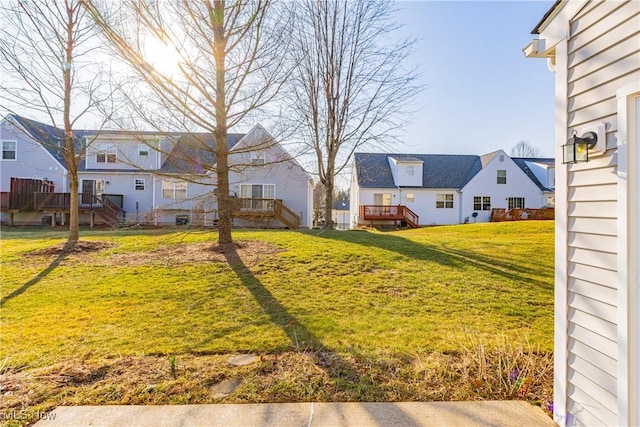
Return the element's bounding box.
[553,38,569,427]
[616,81,640,427]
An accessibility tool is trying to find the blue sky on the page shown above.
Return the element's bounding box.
[393,1,556,157]
[1,1,556,159]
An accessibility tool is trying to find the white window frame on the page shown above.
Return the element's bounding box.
[497,169,507,184]
[406,166,414,176]
[134,178,145,191]
[436,193,453,209]
[162,180,187,199]
[507,197,525,209]
[1,140,17,160]
[406,193,414,203]
[473,196,491,211]
[239,183,276,199]
[138,144,149,156]
[373,193,392,206]
[96,143,117,163]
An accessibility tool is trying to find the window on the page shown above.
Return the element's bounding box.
[239,184,275,210]
[135,179,145,191]
[499,155,505,162]
[508,197,525,209]
[373,193,392,206]
[406,166,414,176]
[176,214,190,225]
[240,183,275,199]
[406,193,414,203]
[138,144,149,156]
[497,170,507,184]
[2,140,16,160]
[251,152,265,165]
[473,196,491,211]
[97,144,117,163]
[162,180,187,199]
[436,193,453,209]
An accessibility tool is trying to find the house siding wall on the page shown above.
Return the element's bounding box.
[0,120,67,192]
[228,129,312,229]
[564,1,640,425]
[84,136,164,171]
[1,120,68,225]
[461,151,546,223]
[356,188,462,226]
[79,172,154,223]
[151,176,214,225]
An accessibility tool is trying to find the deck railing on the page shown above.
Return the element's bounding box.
[32,192,125,213]
[490,207,554,222]
[359,205,419,228]
[233,198,300,229]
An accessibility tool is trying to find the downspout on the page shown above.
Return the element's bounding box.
[152,174,157,226]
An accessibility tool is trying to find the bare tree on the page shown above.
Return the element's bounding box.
[288,0,420,228]
[510,141,541,158]
[84,0,290,244]
[312,181,326,227]
[0,0,111,246]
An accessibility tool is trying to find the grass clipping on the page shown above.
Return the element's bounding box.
[1,335,553,425]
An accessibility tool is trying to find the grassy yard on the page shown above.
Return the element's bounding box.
[0,221,554,423]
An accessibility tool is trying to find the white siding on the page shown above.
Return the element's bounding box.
[227,126,312,228]
[563,1,640,425]
[84,135,165,171]
[461,150,547,222]
[355,187,461,226]
[0,119,67,192]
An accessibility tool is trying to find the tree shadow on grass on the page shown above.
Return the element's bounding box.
[221,244,422,422]
[307,230,552,291]
[0,250,68,307]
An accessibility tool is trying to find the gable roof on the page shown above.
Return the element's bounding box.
[160,133,245,174]
[7,114,87,169]
[512,157,555,191]
[332,199,350,211]
[354,153,482,189]
[6,115,245,175]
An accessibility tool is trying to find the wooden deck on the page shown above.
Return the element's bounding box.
[359,205,419,228]
[233,198,301,229]
[1,184,126,226]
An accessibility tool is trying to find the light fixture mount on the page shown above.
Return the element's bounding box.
[563,130,598,164]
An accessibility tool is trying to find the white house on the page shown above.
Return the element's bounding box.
[0,115,313,229]
[331,199,350,230]
[350,150,554,228]
[524,1,639,425]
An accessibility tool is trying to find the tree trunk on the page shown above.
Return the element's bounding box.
[68,171,79,242]
[213,0,232,244]
[323,177,334,229]
[63,0,78,245]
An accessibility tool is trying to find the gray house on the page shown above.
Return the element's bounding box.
[0,115,313,228]
[524,1,639,425]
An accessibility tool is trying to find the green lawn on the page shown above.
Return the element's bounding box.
[1,221,554,369]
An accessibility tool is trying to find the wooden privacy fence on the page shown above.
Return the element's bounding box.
[8,177,54,210]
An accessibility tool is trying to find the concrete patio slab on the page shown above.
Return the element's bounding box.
[34,401,555,427]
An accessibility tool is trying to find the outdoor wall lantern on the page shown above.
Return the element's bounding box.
[563,130,598,164]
